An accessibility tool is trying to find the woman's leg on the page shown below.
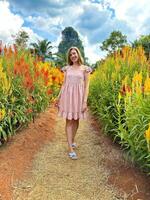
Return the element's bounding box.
[65,119,74,152]
[72,119,79,144]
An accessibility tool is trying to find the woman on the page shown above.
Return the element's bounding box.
[55,46,92,159]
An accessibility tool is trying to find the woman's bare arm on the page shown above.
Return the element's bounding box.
[83,71,90,103]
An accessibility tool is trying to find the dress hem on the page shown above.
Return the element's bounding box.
[58,110,86,120]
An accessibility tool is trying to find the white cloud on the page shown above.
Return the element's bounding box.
[108,0,150,37]
[85,45,103,64]
[26,15,63,32]
[82,35,105,64]
[0,1,23,44]
[50,33,62,55]
[75,1,132,45]
[0,1,42,45]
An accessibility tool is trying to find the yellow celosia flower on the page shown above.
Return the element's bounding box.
[135,86,142,95]
[132,72,143,96]
[0,108,6,121]
[118,92,122,104]
[145,123,150,142]
[11,96,16,103]
[132,71,142,84]
[36,62,64,87]
[126,90,132,97]
[144,76,150,94]
[0,60,11,93]
[115,62,120,72]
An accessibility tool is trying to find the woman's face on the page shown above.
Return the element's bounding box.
[69,49,79,64]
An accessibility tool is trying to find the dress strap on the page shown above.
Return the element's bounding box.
[84,66,92,74]
[61,65,70,73]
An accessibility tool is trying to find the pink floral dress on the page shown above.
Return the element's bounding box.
[58,65,92,120]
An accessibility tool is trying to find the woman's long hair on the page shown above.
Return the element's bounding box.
[67,47,84,65]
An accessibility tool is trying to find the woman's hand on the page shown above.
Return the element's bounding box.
[54,98,60,108]
[82,101,87,112]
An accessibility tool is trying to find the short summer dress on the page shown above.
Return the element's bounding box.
[58,65,92,120]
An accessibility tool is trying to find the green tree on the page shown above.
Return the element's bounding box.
[30,39,53,62]
[54,52,67,67]
[132,34,150,59]
[12,30,29,50]
[100,31,127,53]
[57,27,85,66]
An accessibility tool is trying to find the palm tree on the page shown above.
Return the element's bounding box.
[30,39,53,62]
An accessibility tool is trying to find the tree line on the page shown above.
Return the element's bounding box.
[5,27,150,67]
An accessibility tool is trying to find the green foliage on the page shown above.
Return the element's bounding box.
[54,52,67,67]
[89,46,150,173]
[30,39,53,62]
[12,29,29,50]
[132,34,150,59]
[0,47,60,144]
[100,30,127,53]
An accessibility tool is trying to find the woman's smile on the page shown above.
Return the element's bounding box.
[70,49,79,63]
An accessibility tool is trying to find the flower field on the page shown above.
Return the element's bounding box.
[0,45,63,143]
[89,46,150,172]
[1,43,150,174]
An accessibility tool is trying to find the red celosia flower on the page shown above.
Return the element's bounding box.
[44,70,49,78]
[47,89,52,95]
[120,84,131,96]
[141,85,144,93]
[52,76,56,81]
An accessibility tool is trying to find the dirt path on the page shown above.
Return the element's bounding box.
[0,106,56,200]
[1,106,150,200]
[12,110,122,200]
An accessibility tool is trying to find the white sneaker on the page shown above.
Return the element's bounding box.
[72,143,77,149]
[68,151,78,160]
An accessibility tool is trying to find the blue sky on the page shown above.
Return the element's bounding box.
[0,0,150,64]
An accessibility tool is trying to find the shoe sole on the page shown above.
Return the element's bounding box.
[69,156,78,160]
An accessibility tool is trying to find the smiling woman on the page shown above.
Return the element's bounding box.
[54,46,92,160]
